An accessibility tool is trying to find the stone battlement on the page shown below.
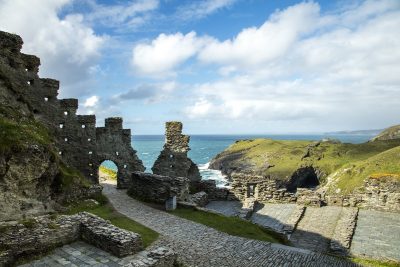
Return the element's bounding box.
[0,30,145,188]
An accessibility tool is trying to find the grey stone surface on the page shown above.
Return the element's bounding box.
[18,241,177,267]
[188,191,209,207]
[152,122,201,184]
[102,182,357,267]
[128,172,189,203]
[330,208,358,256]
[290,206,343,253]
[351,209,400,261]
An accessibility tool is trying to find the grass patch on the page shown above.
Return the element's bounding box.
[99,165,117,180]
[351,257,400,267]
[64,196,159,247]
[0,117,52,153]
[329,146,400,194]
[169,207,286,244]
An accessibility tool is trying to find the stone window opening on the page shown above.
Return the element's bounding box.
[58,151,62,155]
[59,124,64,129]
[170,164,174,168]
[123,164,127,169]
[82,124,86,129]
[27,80,34,86]
[88,151,93,155]
[115,151,119,156]
[88,138,91,142]
[64,111,68,116]
[247,183,257,198]
[169,154,174,158]
[90,173,93,176]
[89,163,93,167]
[64,138,68,142]
[44,97,49,102]
[25,68,28,72]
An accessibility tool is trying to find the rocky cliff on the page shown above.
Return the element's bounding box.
[209,136,400,193]
[370,124,400,141]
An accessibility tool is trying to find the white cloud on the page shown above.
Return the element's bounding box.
[198,2,321,66]
[0,0,106,97]
[131,32,212,76]
[83,95,99,107]
[176,0,236,20]
[83,0,159,29]
[182,0,400,131]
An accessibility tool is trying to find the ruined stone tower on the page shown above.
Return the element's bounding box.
[0,31,144,189]
[152,121,201,184]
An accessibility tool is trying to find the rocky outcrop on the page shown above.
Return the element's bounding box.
[371,124,400,141]
[128,172,190,203]
[152,122,201,184]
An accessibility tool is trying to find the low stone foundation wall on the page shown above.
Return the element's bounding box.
[230,173,297,204]
[326,178,400,212]
[0,212,143,266]
[130,246,177,267]
[128,172,189,203]
[192,180,231,200]
[228,173,399,212]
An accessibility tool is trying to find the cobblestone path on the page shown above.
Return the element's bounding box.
[351,209,400,261]
[102,183,355,267]
[289,206,342,253]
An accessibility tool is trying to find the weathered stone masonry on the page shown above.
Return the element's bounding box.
[152,122,201,185]
[0,31,144,188]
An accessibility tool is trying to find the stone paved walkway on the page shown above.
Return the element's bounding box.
[351,209,400,261]
[251,203,298,233]
[101,182,355,267]
[290,206,342,253]
[19,241,130,267]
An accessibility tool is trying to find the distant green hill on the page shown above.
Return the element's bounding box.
[210,137,400,192]
[325,146,400,194]
[371,124,400,141]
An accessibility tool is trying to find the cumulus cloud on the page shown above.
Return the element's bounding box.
[182,0,400,131]
[83,95,99,107]
[132,32,212,76]
[0,0,106,97]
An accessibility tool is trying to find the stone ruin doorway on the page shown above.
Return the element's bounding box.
[98,160,118,185]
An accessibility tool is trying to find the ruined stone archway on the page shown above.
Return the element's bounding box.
[95,118,145,188]
[98,160,118,182]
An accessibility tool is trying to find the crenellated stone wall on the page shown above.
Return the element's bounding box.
[152,122,201,184]
[0,31,144,189]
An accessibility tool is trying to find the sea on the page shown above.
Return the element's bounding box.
[102,134,375,187]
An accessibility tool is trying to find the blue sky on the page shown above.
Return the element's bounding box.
[1,0,399,134]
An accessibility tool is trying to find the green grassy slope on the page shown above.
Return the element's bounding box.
[325,146,400,193]
[371,124,400,141]
[211,138,400,185]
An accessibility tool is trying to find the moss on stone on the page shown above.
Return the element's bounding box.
[0,117,52,153]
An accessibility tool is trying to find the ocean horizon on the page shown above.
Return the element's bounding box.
[102,133,375,187]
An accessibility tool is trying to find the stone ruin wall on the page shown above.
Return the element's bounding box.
[152,121,201,185]
[229,172,400,212]
[0,31,144,188]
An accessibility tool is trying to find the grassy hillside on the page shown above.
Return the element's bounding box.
[371,124,400,141]
[211,138,400,185]
[325,146,400,194]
